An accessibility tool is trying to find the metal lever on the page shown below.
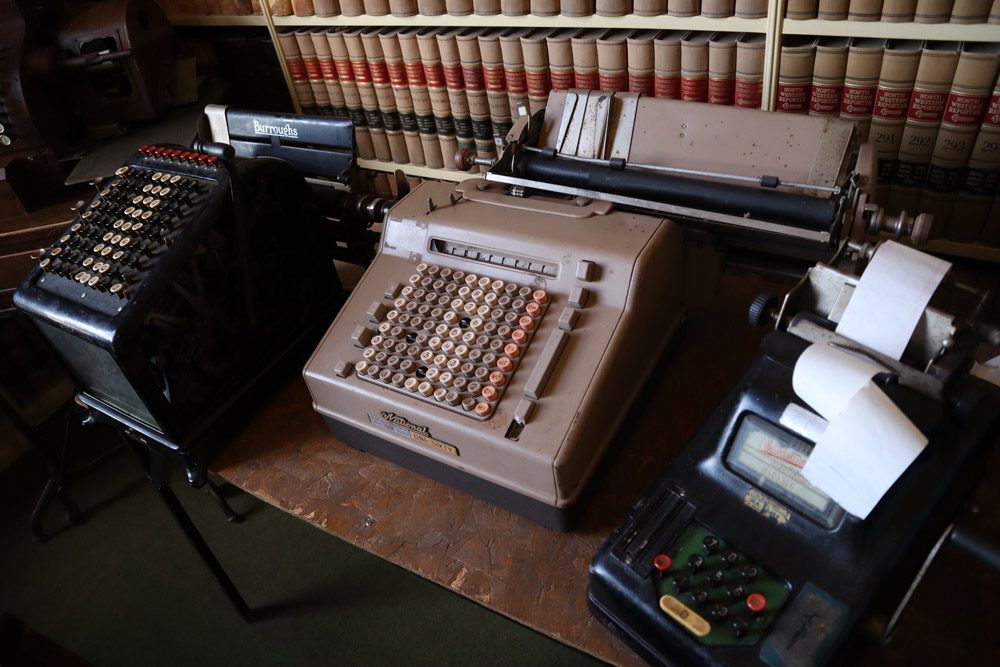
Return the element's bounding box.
[455,148,496,172]
[860,203,933,245]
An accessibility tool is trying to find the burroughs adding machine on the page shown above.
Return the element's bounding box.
[304,91,929,531]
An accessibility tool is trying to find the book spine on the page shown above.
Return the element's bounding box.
[735,0,767,15]
[312,30,350,118]
[458,31,498,168]
[296,30,333,112]
[572,33,600,90]
[531,0,560,14]
[950,0,991,21]
[400,31,444,168]
[389,0,417,14]
[627,33,656,97]
[809,39,849,118]
[785,0,818,18]
[597,0,632,15]
[474,0,502,13]
[500,31,530,118]
[416,0,447,12]
[597,36,629,93]
[364,0,391,12]
[708,35,736,105]
[914,0,956,22]
[951,90,1000,241]
[870,43,921,203]
[654,35,682,99]
[838,40,885,140]
[278,32,316,111]
[480,31,514,153]
[669,0,700,16]
[501,0,530,13]
[418,31,459,168]
[546,32,576,92]
[328,30,375,160]
[847,0,883,20]
[880,0,917,18]
[680,34,709,103]
[735,36,765,109]
[345,30,392,162]
[364,31,410,166]
[701,0,735,16]
[521,31,553,115]
[991,0,1000,23]
[818,0,849,18]
[381,31,425,165]
[776,39,816,114]
[634,0,666,14]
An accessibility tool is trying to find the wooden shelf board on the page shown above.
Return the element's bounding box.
[271,13,768,32]
[783,18,1000,42]
[168,14,268,27]
[357,158,481,182]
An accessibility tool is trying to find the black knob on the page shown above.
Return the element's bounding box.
[748,293,778,328]
[740,566,759,582]
[727,585,747,601]
[710,604,729,620]
[687,554,705,572]
[731,619,749,639]
[690,589,710,606]
[722,551,740,568]
[672,575,692,592]
[703,535,720,554]
[708,570,726,585]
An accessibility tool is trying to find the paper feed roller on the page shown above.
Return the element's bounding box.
[467,91,931,249]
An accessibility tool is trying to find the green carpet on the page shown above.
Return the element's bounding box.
[0,439,604,667]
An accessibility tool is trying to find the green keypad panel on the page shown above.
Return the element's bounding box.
[653,523,791,646]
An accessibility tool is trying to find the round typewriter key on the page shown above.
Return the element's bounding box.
[426,368,440,381]
[465,274,478,286]
[419,350,434,364]
[481,385,498,401]
[416,262,429,275]
[122,222,133,232]
[420,277,433,288]
[653,554,672,571]
[445,390,461,406]
[39,258,51,269]
[397,314,411,326]
[132,195,143,205]
[474,368,489,382]
[511,329,527,345]
[160,187,171,197]
[746,593,767,613]
[447,358,462,372]
[489,340,504,353]
[518,316,535,331]
[433,388,448,402]
[142,196,153,205]
[112,251,124,260]
[395,343,409,355]
[518,286,532,298]
[417,304,431,316]
[435,324,448,337]
[170,175,181,184]
[445,283,458,295]
[483,322,498,335]
[474,401,492,417]
[710,605,729,620]
[408,274,421,286]
[444,311,458,325]
[51,247,63,256]
[462,397,477,412]
[401,286,414,298]
[151,185,161,195]
[370,335,384,348]
[394,298,407,309]
[471,288,485,303]
[439,372,453,386]
[113,220,124,229]
[110,283,124,294]
[115,166,129,176]
[427,265,440,276]
[362,347,377,361]
[71,223,82,232]
[504,312,519,325]
[141,211,153,220]
[387,355,400,368]
[439,268,452,279]
[691,590,710,606]
[532,289,549,305]
[482,353,496,367]
[132,223,143,232]
[375,352,388,364]
[489,371,506,386]
[103,232,114,242]
[467,381,482,395]
[458,286,471,299]
[484,292,498,307]
[475,276,489,290]
[430,307,444,320]
[392,373,405,387]
[490,279,504,292]
[379,369,393,383]
[422,321,435,332]
[449,327,463,341]
[511,298,526,313]
[467,317,482,332]
[404,378,419,392]
[390,326,404,338]
[150,199,161,209]
[452,271,465,282]
[441,341,455,354]
[497,357,513,373]
[451,298,464,310]
[703,536,721,554]
[434,354,448,368]
[497,295,511,308]
[688,554,705,572]
[504,283,518,295]
[82,257,94,267]
[476,305,490,318]
[400,360,415,373]
[468,349,483,362]
[433,279,445,291]
[463,302,477,315]
[453,377,468,391]
[131,209,142,218]
[722,551,740,568]
[525,302,541,317]
[101,247,113,256]
[387,310,400,323]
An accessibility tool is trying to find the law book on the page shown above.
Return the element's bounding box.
[363,0,390,13]
[701,0,734,15]
[818,0,849,18]
[399,27,444,168]
[437,28,476,158]
[847,0,882,19]
[869,40,922,204]
[339,0,364,14]
[735,0,767,15]
[838,38,886,140]
[949,86,1000,240]
[299,29,333,114]
[327,29,375,160]
[500,28,531,117]
[310,29,350,119]
[880,0,916,19]
[669,0,700,17]
[680,32,710,103]
[917,43,1000,237]
[786,0,818,17]
[634,0,666,15]
[417,27,459,167]
[291,0,315,16]
[914,0,955,21]
[775,36,817,114]
[446,0,473,14]
[546,30,576,92]
[809,37,849,118]
[521,29,556,114]
[344,28,393,162]
[627,30,659,96]
[572,29,604,90]
[597,0,631,15]
[389,0,418,14]
[502,0,530,13]
[884,41,961,217]
[363,28,410,165]
[268,0,293,15]
[478,29,514,150]
[380,28,425,166]
[457,28,498,167]
[416,0,446,13]
[654,31,684,99]
[532,0,560,14]
[474,0,502,12]
[277,31,316,111]
[950,0,991,20]
[708,33,738,105]
[735,33,766,109]
[598,31,629,93]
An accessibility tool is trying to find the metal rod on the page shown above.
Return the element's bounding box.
[521,145,841,194]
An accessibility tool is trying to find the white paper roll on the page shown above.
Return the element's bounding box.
[836,241,951,361]
[792,343,888,421]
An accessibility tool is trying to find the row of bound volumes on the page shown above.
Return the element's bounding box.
[265,0,775,17]
[280,27,768,171]
[786,0,1000,22]
[159,0,263,13]
[777,36,1000,243]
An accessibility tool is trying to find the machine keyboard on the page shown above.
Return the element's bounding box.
[353,262,551,420]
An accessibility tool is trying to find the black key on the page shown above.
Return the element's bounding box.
[703,535,720,554]
[708,570,725,586]
[731,619,749,639]
[722,551,740,568]
[690,589,710,606]
[672,575,692,592]
[710,604,729,620]
[727,585,747,601]
[740,566,759,582]
[687,554,705,572]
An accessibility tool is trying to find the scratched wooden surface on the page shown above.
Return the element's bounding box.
[211,270,1000,666]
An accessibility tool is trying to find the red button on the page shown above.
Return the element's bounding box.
[746,593,767,613]
[653,554,672,571]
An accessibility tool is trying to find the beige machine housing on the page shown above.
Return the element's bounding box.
[304,178,684,530]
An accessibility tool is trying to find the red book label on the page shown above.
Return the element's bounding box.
[550,70,574,91]
[387,62,408,86]
[809,83,843,115]
[526,70,551,97]
[599,73,627,93]
[575,71,599,90]
[708,78,733,106]
[369,61,390,85]
[287,57,307,81]
[629,73,654,96]
[942,92,990,126]
[303,56,322,81]
[907,90,949,122]
[985,93,1000,128]
[351,60,371,83]
[462,65,486,91]
[840,84,876,117]
[484,65,506,92]
[334,58,354,82]
[320,58,338,81]
[735,79,762,109]
[443,65,465,90]
[655,74,680,99]
[505,68,527,94]
[776,83,810,113]
[873,87,912,120]
[405,63,426,86]
[681,76,707,103]
[423,63,446,88]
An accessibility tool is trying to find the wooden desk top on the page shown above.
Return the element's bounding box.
[212,271,1000,666]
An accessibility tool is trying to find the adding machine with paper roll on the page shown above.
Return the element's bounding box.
[588,239,1000,666]
[304,91,932,531]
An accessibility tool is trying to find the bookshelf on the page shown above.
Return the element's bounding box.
[782,18,1000,41]
[270,14,768,31]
